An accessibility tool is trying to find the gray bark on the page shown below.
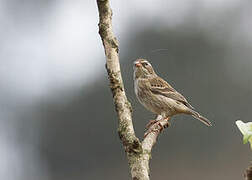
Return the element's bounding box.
[96,1,169,179]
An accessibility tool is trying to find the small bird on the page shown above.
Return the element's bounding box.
[133,58,212,129]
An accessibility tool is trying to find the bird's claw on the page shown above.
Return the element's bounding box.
[146,119,159,129]
[144,118,170,138]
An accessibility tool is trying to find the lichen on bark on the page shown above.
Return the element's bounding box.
[96,0,169,179]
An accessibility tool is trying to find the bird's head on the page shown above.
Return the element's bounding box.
[133,59,156,79]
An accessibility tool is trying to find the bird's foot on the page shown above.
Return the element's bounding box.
[163,117,170,128]
[146,119,159,129]
[144,117,170,138]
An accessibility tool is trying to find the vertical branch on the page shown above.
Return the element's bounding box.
[97,0,139,149]
[96,1,170,179]
[96,0,145,179]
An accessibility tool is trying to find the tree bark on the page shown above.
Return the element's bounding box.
[245,163,252,180]
[96,1,169,179]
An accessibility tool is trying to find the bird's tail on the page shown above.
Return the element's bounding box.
[191,110,212,127]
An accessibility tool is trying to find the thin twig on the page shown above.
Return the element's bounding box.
[142,116,170,153]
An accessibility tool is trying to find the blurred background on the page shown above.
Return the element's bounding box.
[1,0,252,179]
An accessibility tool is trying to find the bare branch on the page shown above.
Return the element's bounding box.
[96,0,140,151]
[96,0,148,179]
[142,116,170,153]
[96,1,169,179]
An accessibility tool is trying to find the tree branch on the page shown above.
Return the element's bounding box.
[96,0,169,179]
[245,163,252,180]
[96,0,140,151]
[142,116,170,153]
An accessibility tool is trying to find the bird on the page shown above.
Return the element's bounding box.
[133,58,212,131]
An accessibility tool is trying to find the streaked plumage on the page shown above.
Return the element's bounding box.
[133,58,212,126]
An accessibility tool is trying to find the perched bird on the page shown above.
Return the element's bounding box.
[133,58,212,129]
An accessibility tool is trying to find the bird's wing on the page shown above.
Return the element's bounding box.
[149,77,194,109]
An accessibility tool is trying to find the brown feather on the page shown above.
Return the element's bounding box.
[148,77,194,109]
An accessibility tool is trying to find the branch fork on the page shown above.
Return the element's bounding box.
[96,0,170,179]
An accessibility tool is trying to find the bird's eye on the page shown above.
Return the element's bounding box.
[142,62,149,66]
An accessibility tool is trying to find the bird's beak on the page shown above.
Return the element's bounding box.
[134,61,142,67]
